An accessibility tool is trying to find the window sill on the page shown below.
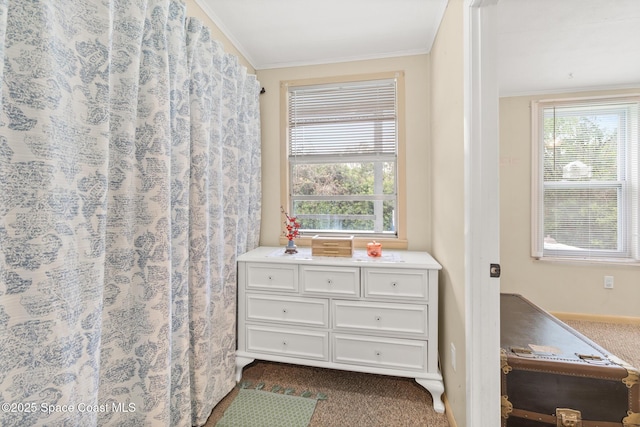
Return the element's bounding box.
[533,256,640,268]
[279,235,408,250]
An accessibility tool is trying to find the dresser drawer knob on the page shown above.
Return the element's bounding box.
[327,279,333,285]
[268,275,273,280]
[282,340,288,346]
[375,351,381,357]
[282,308,288,313]
[391,282,398,288]
[375,316,381,321]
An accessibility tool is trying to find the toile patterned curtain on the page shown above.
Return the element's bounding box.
[0,0,261,425]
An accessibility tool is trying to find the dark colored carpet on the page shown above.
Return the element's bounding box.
[205,320,638,427]
[205,361,449,427]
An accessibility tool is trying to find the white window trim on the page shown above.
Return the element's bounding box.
[280,72,407,249]
[531,94,640,265]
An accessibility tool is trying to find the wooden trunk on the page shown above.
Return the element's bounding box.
[500,293,639,427]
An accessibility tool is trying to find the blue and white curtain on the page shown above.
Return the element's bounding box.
[0,0,261,425]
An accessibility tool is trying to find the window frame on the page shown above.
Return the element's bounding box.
[280,71,407,248]
[531,94,640,264]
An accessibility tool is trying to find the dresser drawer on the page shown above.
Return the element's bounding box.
[247,294,328,328]
[332,301,428,337]
[363,268,428,301]
[333,333,428,372]
[246,263,298,292]
[246,325,328,361]
[301,266,360,297]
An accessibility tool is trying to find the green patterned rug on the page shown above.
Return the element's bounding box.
[215,384,325,427]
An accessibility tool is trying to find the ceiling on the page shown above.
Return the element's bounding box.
[197,0,448,69]
[498,0,640,96]
[197,0,640,96]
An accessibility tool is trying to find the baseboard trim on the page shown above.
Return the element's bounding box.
[552,311,640,325]
[443,393,457,427]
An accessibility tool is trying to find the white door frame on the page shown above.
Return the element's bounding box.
[464,0,501,425]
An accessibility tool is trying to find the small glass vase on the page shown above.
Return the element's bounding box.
[284,239,298,254]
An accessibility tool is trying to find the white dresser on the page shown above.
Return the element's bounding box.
[236,246,445,413]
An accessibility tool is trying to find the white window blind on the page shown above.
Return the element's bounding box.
[286,78,399,236]
[288,79,397,160]
[532,96,639,262]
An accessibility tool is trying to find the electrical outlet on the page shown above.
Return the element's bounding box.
[604,275,614,289]
[450,342,456,372]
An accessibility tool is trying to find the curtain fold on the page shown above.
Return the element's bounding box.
[0,1,261,425]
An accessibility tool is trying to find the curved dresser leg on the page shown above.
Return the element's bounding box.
[235,356,254,383]
[415,378,445,414]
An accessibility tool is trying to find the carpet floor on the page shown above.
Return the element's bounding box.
[564,319,640,369]
[204,320,638,427]
[205,361,449,427]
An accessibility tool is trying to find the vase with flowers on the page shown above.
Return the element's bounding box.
[281,206,301,254]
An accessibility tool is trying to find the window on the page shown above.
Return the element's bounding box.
[531,95,639,262]
[282,73,405,243]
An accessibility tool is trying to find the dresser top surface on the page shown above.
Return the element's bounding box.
[238,246,442,270]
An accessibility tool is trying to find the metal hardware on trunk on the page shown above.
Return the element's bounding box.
[500,348,512,374]
[511,346,534,357]
[577,354,602,361]
[556,408,582,427]
[623,410,640,426]
[608,354,640,388]
[501,395,513,419]
[622,366,639,389]
[576,353,608,365]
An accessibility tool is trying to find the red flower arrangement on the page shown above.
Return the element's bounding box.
[281,206,301,241]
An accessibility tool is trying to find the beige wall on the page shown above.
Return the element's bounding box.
[185,0,255,73]
[500,88,640,318]
[429,0,467,425]
[256,55,431,251]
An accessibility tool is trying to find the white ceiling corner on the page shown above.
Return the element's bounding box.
[197,0,448,70]
[197,0,640,95]
[193,0,259,67]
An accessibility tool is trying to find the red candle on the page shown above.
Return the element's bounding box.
[367,241,382,257]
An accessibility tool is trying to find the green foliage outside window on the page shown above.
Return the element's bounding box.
[291,162,396,233]
[542,109,622,251]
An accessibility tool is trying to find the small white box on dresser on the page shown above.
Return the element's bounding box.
[235,246,445,414]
